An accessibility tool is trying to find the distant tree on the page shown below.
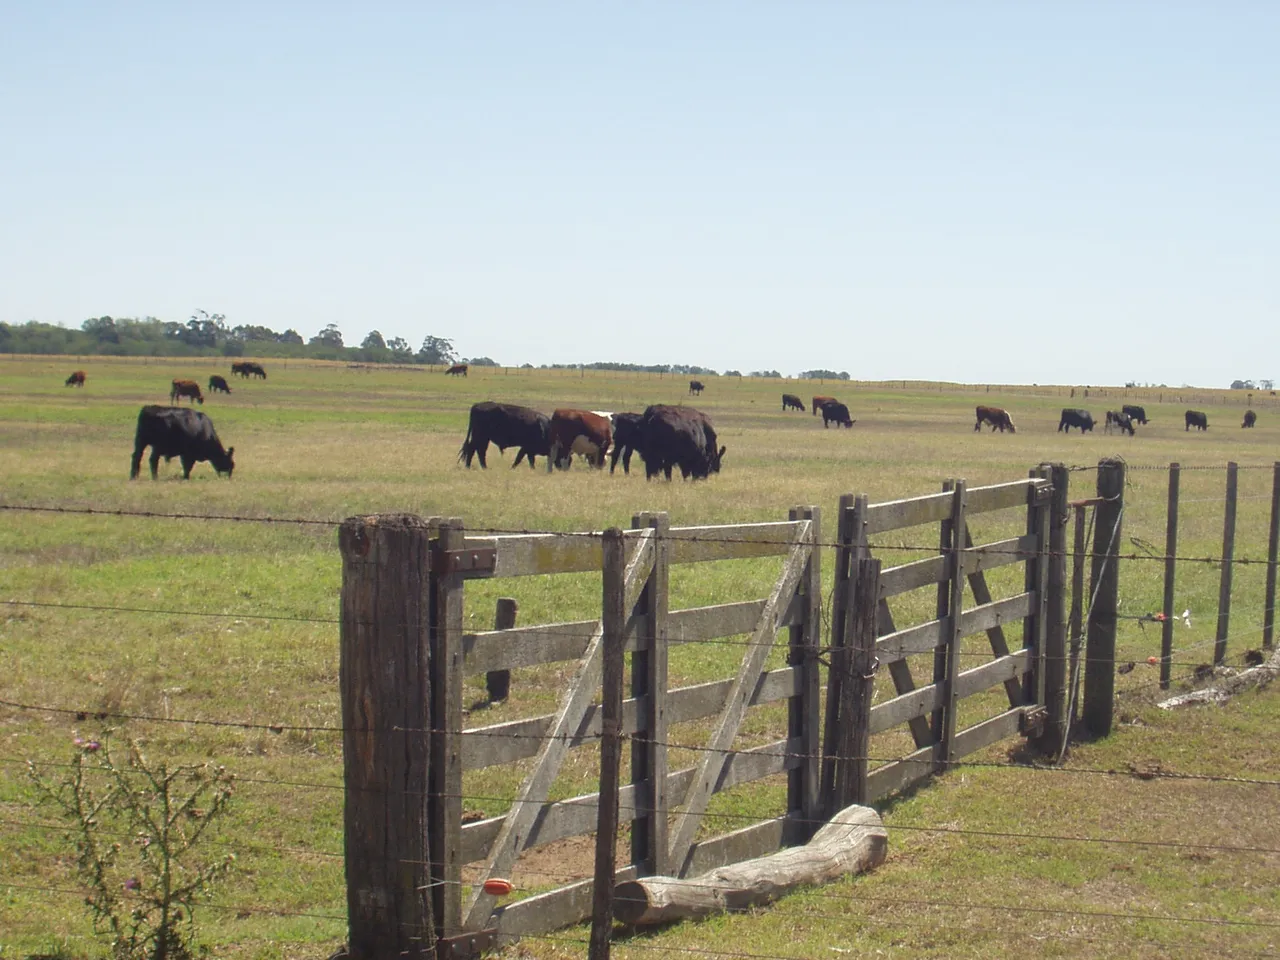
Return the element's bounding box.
[1262,379,1276,391]
[417,335,457,365]
[310,323,344,348]
[386,336,410,353]
[362,330,387,350]
[231,324,281,342]
[279,328,304,345]
[724,370,742,377]
[800,369,850,381]
[750,369,782,379]
[82,316,120,344]
[521,363,534,369]
[1230,379,1256,390]
[467,356,499,367]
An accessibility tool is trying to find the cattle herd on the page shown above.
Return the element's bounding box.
[54,366,1266,481]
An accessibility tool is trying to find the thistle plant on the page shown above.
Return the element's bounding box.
[28,733,236,960]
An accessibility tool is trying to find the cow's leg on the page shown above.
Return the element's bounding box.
[622,449,632,475]
[130,447,145,480]
[181,456,195,479]
[149,450,162,479]
[476,441,489,468]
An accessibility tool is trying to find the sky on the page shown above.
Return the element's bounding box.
[2,3,1276,386]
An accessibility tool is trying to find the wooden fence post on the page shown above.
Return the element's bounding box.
[1040,463,1069,749]
[1214,462,1239,665]
[789,505,822,837]
[1067,506,1088,729]
[630,512,670,877]
[429,518,466,938]
[338,514,436,960]
[820,495,856,806]
[933,480,967,771]
[486,599,518,703]
[1265,462,1280,650]
[1084,459,1124,738]
[590,529,626,960]
[1160,464,1180,689]
[829,556,879,811]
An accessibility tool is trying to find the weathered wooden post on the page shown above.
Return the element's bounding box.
[486,598,518,703]
[933,479,967,770]
[590,529,626,960]
[630,512,669,876]
[1040,463,1069,749]
[1214,462,1239,665]
[338,514,436,960]
[1265,463,1280,650]
[789,505,822,837]
[821,494,856,807]
[1160,464,1180,689]
[1084,459,1124,738]
[831,556,879,810]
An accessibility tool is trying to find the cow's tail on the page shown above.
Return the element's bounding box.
[458,421,474,463]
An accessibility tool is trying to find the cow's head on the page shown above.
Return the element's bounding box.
[214,447,235,478]
[710,445,726,474]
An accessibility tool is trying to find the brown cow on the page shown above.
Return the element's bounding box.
[170,379,204,405]
[446,363,468,377]
[548,409,612,470]
[974,405,1015,433]
[65,370,86,387]
[812,395,837,415]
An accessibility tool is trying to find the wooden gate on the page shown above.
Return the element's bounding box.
[435,507,822,943]
[823,473,1055,805]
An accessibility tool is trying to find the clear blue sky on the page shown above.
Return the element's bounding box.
[3,3,1276,385]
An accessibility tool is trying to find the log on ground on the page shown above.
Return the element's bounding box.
[612,803,887,927]
[1158,647,1280,709]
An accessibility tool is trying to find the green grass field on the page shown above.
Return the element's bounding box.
[2,355,1278,959]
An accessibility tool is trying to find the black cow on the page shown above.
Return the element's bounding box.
[821,401,855,429]
[208,375,231,394]
[1243,410,1257,428]
[458,401,550,469]
[231,361,267,379]
[689,380,705,396]
[1122,404,1148,424]
[130,406,234,480]
[1058,409,1095,434]
[637,404,725,480]
[1185,410,1208,431]
[1105,411,1135,436]
[974,405,1015,433]
[610,412,644,475]
[782,393,805,412]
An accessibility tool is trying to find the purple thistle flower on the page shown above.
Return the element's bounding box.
[124,877,140,891]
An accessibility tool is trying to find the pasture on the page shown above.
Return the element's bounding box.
[2,355,1279,959]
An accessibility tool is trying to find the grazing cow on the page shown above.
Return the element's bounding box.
[821,401,855,429]
[208,375,231,394]
[231,361,267,379]
[130,405,234,480]
[170,379,204,405]
[782,393,805,412]
[974,405,1015,433]
[1243,410,1257,428]
[811,395,837,416]
[689,380,705,396]
[1185,410,1208,431]
[548,409,612,470]
[637,404,725,480]
[458,401,551,469]
[446,364,468,377]
[610,412,644,475]
[1105,411,1135,436]
[65,370,86,387]
[1058,409,1094,433]
[1122,404,1148,425]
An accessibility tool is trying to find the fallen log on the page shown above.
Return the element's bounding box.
[612,803,887,927]
[1158,647,1280,709]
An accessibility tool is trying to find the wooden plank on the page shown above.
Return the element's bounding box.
[878,599,934,750]
[468,532,604,578]
[876,618,947,661]
[1265,463,1280,652]
[462,596,803,676]
[864,480,1044,535]
[869,684,938,735]
[590,528,626,958]
[430,518,466,935]
[875,594,1033,664]
[878,535,1036,599]
[962,524,1023,711]
[935,481,967,771]
[951,707,1025,759]
[484,597,518,703]
[462,530,655,929]
[682,816,803,880]
[956,651,1030,700]
[491,866,639,941]
[462,667,801,770]
[870,649,1027,738]
[788,505,822,836]
[459,739,797,864]
[866,745,933,803]
[665,521,806,563]
[666,520,813,875]
[630,511,669,877]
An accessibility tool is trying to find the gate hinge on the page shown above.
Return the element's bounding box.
[437,928,498,959]
[1018,705,1048,737]
[433,546,497,577]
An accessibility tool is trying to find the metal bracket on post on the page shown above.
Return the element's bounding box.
[432,545,497,577]
[437,929,498,959]
[1018,705,1048,737]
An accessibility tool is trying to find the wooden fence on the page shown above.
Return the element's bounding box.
[336,471,1080,958]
